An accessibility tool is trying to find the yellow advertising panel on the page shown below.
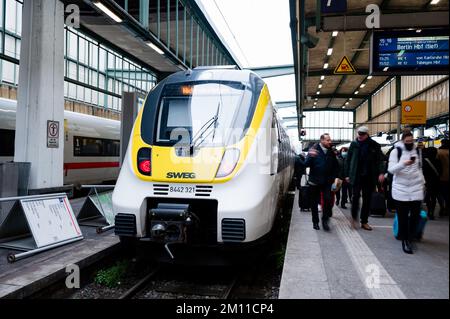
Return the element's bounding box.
[401,101,427,125]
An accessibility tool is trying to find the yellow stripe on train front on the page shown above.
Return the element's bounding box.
[130,84,271,184]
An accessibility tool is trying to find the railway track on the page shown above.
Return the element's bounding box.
[118,264,241,299]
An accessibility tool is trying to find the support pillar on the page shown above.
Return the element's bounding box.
[396,76,402,140]
[14,0,65,190]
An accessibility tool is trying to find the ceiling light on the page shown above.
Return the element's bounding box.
[360,83,366,88]
[314,102,317,105]
[332,31,339,37]
[313,106,316,109]
[367,75,373,80]
[315,98,318,101]
[342,106,346,109]
[345,101,349,105]
[320,76,325,81]
[94,1,123,23]
[327,48,333,56]
[323,63,329,69]
[354,91,359,95]
[349,98,353,101]
[416,29,422,33]
[430,0,440,5]
[146,42,164,55]
[317,91,321,95]
[383,67,389,72]
[318,84,322,89]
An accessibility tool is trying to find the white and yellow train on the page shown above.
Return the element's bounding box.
[112,67,295,254]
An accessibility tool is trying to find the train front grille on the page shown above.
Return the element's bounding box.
[152,184,214,197]
[221,219,246,242]
[153,184,169,195]
[195,185,213,197]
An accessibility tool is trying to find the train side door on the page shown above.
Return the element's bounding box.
[270,112,279,176]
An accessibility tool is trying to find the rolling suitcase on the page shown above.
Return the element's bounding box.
[298,174,310,211]
[299,185,310,211]
[370,186,387,217]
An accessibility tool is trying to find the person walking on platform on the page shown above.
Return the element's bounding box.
[344,126,385,230]
[304,133,339,231]
[388,129,425,254]
[294,152,307,209]
[422,146,441,220]
[336,147,351,209]
[436,139,449,217]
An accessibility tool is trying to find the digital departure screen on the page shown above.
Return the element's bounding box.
[371,29,449,75]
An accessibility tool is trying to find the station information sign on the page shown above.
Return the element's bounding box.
[371,29,449,75]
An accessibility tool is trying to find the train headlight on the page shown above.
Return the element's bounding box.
[216,148,240,178]
[137,147,152,175]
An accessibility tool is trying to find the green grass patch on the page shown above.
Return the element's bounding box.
[94,260,129,288]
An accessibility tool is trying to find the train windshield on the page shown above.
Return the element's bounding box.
[155,81,253,147]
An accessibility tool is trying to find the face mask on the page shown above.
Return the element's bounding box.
[405,143,414,151]
[341,152,348,158]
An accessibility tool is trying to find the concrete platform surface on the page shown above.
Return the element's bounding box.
[0,197,120,299]
[279,191,449,299]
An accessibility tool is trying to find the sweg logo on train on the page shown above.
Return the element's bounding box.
[166,172,196,179]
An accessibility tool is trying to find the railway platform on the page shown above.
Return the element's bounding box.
[279,191,449,299]
[0,197,120,299]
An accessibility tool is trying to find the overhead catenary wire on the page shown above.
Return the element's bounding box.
[212,0,250,67]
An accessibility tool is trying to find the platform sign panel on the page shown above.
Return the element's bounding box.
[47,120,60,148]
[89,191,114,225]
[334,56,356,74]
[371,29,449,75]
[321,0,347,13]
[20,196,82,248]
[401,101,427,125]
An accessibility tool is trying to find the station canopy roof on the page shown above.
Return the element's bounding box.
[292,0,449,112]
[60,0,240,76]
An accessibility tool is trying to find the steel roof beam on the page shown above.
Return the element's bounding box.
[312,93,370,99]
[307,69,370,76]
[317,11,449,32]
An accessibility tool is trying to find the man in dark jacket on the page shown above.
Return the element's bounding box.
[304,133,339,231]
[344,126,385,230]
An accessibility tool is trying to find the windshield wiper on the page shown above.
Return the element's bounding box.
[190,102,221,152]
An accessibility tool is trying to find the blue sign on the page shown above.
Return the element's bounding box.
[321,0,347,13]
[371,29,450,75]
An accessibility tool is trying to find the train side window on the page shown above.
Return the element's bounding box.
[0,129,15,157]
[74,136,120,157]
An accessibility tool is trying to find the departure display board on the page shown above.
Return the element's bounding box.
[371,29,449,75]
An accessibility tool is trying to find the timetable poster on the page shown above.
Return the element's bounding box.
[20,196,82,248]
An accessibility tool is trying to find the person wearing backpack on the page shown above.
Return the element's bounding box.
[422,147,441,220]
[388,129,425,254]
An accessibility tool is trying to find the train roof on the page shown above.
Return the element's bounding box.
[160,67,266,88]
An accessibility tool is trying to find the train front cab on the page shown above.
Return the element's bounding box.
[112,69,294,256]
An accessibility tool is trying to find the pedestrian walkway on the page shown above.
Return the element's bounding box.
[279,191,449,299]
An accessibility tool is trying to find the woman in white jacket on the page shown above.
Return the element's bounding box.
[388,129,425,254]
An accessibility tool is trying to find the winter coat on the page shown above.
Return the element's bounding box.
[344,137,385,186]
[388,141,425,202]
[304,143,339,185]
[436,148,449,182]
